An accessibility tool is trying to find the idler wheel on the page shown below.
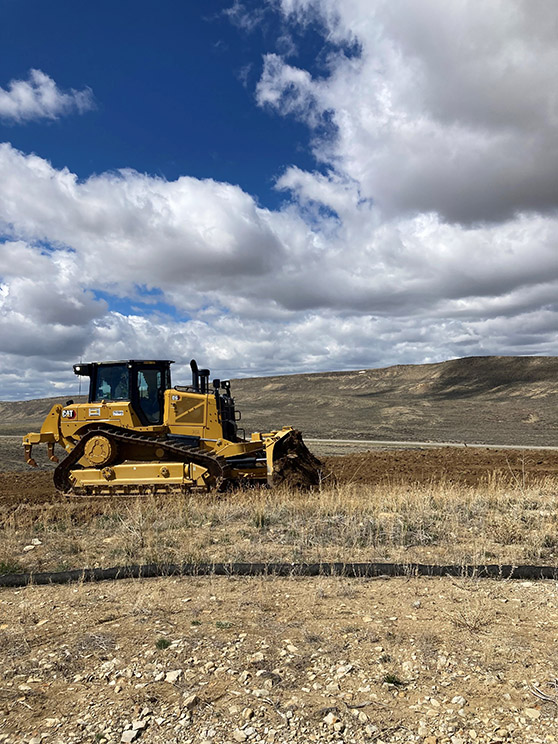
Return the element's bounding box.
[83,434,117,467]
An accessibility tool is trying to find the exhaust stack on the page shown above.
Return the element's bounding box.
[190,359,200,392]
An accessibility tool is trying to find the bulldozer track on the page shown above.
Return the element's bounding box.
[53,425,231,496]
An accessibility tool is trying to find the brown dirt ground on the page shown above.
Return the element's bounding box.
[2,575,558,743]
[2,447,558,506]
[324,447,558,488]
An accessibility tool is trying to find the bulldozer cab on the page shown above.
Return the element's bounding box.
[74,360,173,426]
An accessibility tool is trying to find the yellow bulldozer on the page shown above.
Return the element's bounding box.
[23,359,321,496]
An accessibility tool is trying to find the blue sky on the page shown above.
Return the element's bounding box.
[1,0,558,399]
[1,1,327,208]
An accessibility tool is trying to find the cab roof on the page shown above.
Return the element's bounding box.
[73,360,174,375]
[83,360,174,365]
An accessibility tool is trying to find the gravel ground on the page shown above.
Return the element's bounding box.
[1,575,558,743]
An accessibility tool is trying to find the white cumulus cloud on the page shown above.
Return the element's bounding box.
[261,0,558,224]
[0,69,94,123]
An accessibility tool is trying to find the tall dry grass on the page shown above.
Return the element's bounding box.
[2,472,558,573]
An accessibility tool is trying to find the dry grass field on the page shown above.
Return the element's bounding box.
[2,449,558,576]
[2,442,558,572]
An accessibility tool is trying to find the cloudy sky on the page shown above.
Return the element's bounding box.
[1,0,557,399]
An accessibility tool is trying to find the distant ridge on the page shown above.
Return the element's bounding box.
[232,355,558,446]
[3,356,558,446]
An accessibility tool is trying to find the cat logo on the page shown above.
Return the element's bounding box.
[62,409,77,419]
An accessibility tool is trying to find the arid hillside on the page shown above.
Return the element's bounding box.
[0,396,87,435]
[232,355,558,445]
[3,355,558,445]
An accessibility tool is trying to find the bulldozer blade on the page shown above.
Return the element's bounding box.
[265,429,322,488]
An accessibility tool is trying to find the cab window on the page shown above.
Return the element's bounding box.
[137,368,162,424]
[94,364,129,401]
